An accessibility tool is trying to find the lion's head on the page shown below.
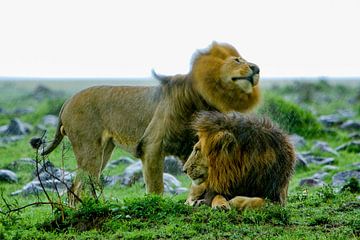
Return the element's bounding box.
[184,111,296,200]
[191,42,260,113]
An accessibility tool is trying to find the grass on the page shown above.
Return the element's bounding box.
[0,79,360,239]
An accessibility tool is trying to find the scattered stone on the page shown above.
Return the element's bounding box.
[106,156,135,168]
[348,132,360,140]
[321,165,339,172]
[289,134,306,148]
[6,158,36,171]
[299,178,325,187]
[42,115,58,127]
[336,141,360,153]
[11,180,70,196]
[13,107,35,115]
[318,114,345,127]
[312,171,329,180]
[340,120,360,131]
[310,157,335,165]
[164,155,183,175]
[0,125,8,134]
[295,153,308,169]
[0,169,18,183]
[337,109,355,118]
[4,118,32,135]
[311,141,339,156]
[105,160,186,194]
[11,162,74,196]
[0,135,24,145]
[332,170,360,187]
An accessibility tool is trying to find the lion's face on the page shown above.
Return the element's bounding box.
[183,141,208,185]
[220,56,260,94]
[191,42,260,113]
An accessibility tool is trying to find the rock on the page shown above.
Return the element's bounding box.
[163,173,182,194]
[340,120,360,131]
[0,169,18,183]
[312,171,329,180]
[349,132,360,140]
[11,179,71,196]
[42,115,58,127]
[289,134,306,148]
[0,136,24,145]
[321,165,339,172]
[336,141,360,153]
[299,178,325,187]
[295,153,308,169]
[13,107,35,115]
[337,109,355,118]
[301,153,335,165]
[6,158,36,171]
[120,161,143,186]
[332,170,360,187]
[311,141,339,156]
[11,161,74,196]
[29,137,45,150]
[164,155,183,175]
[318,114,345,127]
[4,118,32,135]
[106,156,135,168]
[0,125,8,134]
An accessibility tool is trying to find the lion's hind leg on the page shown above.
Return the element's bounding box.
[211,195,231,210]
[228,196,265,210]
[68,134,115,206]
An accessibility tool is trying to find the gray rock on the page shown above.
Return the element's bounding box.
[173,187,188,195]
[0,169,18,183]
[299,178,325,187]
[311,157,335,165]
[6,158,36,171]
[0,135,24,144]
[42,115,58,127]
[332,170,360,187]
[164,155,183,175]
[318,114,345,127]
[289,134,306,148]
[295,153,308,169]
[340,120,360,131]
[11,179,71,196]
[311,141,339,156]
[348,132,360,140]
[4,118,32,135]
[321,165,339,172]
[13,107,35,115]
[312,171,329,180]
[337,109,355,118]
[106,156,135,168]
[120,161,143,186]
[336,141,360,153]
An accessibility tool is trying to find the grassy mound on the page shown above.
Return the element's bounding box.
[258,93,323,137]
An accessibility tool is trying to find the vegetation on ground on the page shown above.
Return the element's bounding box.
[0,80,359,239]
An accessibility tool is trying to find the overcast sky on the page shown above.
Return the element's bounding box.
[0,0,359,78]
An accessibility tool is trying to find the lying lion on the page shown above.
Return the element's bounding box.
[183,111,296,210]
[41,42,261,203]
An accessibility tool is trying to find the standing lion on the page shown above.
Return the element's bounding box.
[40,42,260,203]
[183,111,296,210]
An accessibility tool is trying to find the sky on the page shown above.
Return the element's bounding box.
[0,0,359,79]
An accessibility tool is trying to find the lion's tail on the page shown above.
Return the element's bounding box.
[41,102,67,156]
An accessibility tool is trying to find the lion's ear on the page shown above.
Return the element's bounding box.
[211,130,237,154]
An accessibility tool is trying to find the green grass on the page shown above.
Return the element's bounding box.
[1,79,360,239]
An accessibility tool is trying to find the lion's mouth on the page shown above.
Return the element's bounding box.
[192,174,206,185]
[232,74,258,86]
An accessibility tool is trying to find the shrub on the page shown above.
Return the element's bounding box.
[258,93,323,137]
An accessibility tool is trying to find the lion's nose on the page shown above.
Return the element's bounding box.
[249,64,260,75]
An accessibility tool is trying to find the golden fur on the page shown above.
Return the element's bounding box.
[183,111,296,210]
[41,42,261,204]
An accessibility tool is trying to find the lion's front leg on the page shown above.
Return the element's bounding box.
[185,183,207,206]
[141,141,164,194]
[211,195,231,210]
[228,196,265,210]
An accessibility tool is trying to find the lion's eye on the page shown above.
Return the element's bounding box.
[234,58,241,63]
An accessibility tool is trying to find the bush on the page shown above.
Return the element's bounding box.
[258,93,323,137]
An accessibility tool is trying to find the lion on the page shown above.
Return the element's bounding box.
[183,111,296,210]
[40,42,261,203]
